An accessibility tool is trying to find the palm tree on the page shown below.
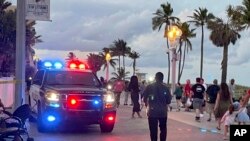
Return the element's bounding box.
[189,8,214,79]
[152,2,179,84]
[0,1,41,76]
[176,22,196,83]
[110,39,130,73]
[207,17,241,83]
[129,51,140,75]
[66,52,77,60]
[0,4,15,54]
[0,8,16,75]
[0,0,11,14]
[99,48,117,70]
[111,67,130,81]
[227,0,250,30]
[26,21,42,68]
[123,46,131,72]
[87,53,103,75]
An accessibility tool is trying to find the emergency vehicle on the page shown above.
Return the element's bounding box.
[29,60,116,133]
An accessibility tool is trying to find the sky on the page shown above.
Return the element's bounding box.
[11,0,250,86]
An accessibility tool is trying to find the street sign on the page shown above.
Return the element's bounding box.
[26,0,50,21]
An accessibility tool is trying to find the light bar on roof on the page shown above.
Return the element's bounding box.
[43,61,63,69]
[54,62,63,69]
[79,64,85,69]
[44,61,52,67]
[69,63,77,69]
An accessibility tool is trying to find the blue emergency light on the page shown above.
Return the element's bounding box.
[43,61,63,69]
[47,115,56,122]
[94,100,99,105]
[44,61,52,67]
[54,62,63,69]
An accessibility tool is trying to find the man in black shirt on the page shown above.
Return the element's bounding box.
[143,72,172,141]
[206,79,220,121]
[191,77,205,122]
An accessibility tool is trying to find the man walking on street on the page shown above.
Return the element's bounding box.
[205,79,220,121]
[113,78,125,108]
[191,77,206,122]
[143,72,172,141]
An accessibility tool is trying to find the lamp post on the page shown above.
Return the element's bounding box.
[105,52,111,82]
[165,25,182,105]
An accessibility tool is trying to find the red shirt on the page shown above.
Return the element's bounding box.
[184,84,191,97]
[248,89,250,96]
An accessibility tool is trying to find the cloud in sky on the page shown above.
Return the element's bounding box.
[27,0,250,85]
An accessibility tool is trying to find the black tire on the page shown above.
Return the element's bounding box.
[37,102,46,132]
[100,122,115,133]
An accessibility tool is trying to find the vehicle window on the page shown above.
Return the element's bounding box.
[45,71,101,87]
[33,70,44,85]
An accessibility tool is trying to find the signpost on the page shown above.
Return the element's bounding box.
[26,0,51,21]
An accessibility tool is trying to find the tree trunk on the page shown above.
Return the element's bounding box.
[118,55,121,71]
[164,25,171,84]
[166,40,170,84]
[221,45,228,83]
[180,45,187,81]
[200,25,204,79]
[177,44,182,83]
[133,59,136,76]
[123,55,125,73]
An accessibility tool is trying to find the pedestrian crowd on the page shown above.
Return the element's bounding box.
[104,74,250,141]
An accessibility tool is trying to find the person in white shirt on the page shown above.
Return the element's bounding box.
[228,79,236,102]
[220,103,238,140]
[200,78,207,117]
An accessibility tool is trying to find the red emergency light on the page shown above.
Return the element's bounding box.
[79,64,85,69]
[69,63,77,69]
[70,99,77,105]
[67,97,79,108]
[108,116,114,121]
[66,60,88,70]
[104,114,115,123]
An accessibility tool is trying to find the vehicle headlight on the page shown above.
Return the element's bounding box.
[104,93,115,103]
[45,92,59,102]
[107,84,112,90]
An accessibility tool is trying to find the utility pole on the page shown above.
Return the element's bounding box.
[15,0,26,109]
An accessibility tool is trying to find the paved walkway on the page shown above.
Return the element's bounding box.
[168,109,223,134]
[123,92,222,132]
[121,91,224,134]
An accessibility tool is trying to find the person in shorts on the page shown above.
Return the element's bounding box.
[205,79,220,121]
[183,79,192,111]
[191,77,205,122]
[174,83,183,111]
[113,78,125,108]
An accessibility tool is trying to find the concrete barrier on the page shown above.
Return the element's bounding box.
[0,77,15,108]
